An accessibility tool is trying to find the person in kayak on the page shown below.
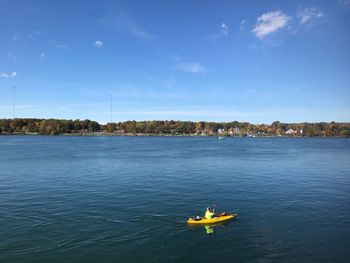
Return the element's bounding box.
[205,207,216,219]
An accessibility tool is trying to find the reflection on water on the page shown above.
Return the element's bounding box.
[204,225,214,234]
[189,221,234,235]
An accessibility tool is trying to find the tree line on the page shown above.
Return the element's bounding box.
[0,118,349,137]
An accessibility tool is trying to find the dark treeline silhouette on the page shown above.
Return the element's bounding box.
[0,118,100,135]
[0,118,350,137]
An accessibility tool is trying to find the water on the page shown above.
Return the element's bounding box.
[0,136,349,262]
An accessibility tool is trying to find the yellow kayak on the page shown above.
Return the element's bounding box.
[187,214,238,225]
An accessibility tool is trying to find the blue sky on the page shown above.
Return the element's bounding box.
[1,0,349,124]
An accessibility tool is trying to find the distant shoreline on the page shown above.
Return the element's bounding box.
[1,118,349,137]
[0,132,348,138]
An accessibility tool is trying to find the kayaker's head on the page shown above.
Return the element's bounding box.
[207,207,211,211]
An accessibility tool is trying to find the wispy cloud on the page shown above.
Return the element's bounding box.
[12,29,40,41]
[338,0,350,6]
[298,8,324,25]
[7,51,17,62]
[221,22,229,36]
[12,33,34,41]
[110,109,248,117]
[51,41,69,50]
[0,71,17,78]
[120,13,154,39]
[100,12,155,40]
[40,53,45,58]
[94,40,103,48]
[206,22,229,40]
[253,11,290,39]
[178,62,206,74]
[107,108,307,119]
[240,19,247,30]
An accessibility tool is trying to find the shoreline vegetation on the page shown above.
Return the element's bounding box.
[1,118,349,137]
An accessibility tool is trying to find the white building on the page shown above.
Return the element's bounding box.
[218,128,224,134]
[286,129,297,135]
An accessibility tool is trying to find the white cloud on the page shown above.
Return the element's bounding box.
[0,71,17,78]
[178,62,206,74]
[221,22,229,36]
[40,53,45,58]
[240,19,247,30]
[94,40,103,48]
[253,11,290,39]
[298,8,324,24]
[0,73,9,78]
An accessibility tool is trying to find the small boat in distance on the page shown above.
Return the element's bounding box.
[217,136,224,140]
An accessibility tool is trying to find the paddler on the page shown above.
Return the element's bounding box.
[205,207,216,219]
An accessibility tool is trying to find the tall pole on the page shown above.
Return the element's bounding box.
[110,92,112,123]
[13,86,16,119]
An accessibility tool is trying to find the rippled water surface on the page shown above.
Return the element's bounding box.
[1,136,350,262]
